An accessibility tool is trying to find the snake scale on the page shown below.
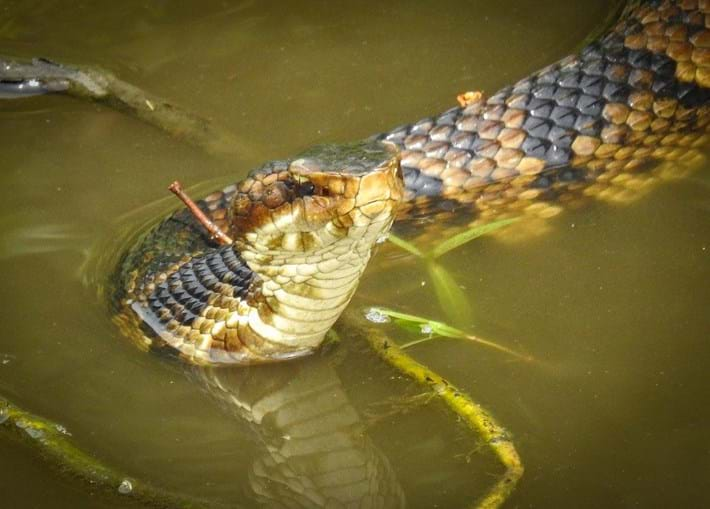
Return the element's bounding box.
[109,0,710,365]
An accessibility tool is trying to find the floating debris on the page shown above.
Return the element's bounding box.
[55,424,72,436]
[456,90,486,107]
[24,426,44,439]
[118,479,133,495]
[365,307,390,324]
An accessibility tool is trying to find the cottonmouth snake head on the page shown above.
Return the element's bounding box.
[230,140,403,255]
[122,140,403,365]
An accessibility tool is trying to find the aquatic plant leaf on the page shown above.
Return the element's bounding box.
[430,217,519,259]
[371,307,533,361]
[392,318,426,335]
[371,308,432,324]
[426,260,472,327]
[387,233,425,258]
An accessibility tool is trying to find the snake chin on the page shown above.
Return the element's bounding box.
[230,140,403,255]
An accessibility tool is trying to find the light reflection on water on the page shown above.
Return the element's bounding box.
[1,0,709,508]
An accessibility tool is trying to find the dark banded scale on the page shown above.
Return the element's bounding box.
[114,0,710,365]
[379,0,709,226]
[147,246,255,326]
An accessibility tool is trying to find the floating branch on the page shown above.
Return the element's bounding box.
[342,310,524,509]
[0,57,252,158]
[0,396,231,509]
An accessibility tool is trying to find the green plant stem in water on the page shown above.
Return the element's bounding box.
[387,218,519,326]
[0,397,231,509]
[426,260,473,326]
[374,307,535,363]
[343,310,524,509]
[386,232,425,257]
[429,217,519,259]
[388,217,519,261]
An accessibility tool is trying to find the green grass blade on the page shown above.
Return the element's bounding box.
[369,307,534,362]
[430,217,519,259]
[426,260,472,326]
[393,318,425,335]
[369,308,427,323]
[399,336,443,349]
[387,233,425,258]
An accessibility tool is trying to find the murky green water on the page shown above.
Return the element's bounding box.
[1,1,709,507]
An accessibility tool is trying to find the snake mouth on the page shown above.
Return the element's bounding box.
[230,140,403,255]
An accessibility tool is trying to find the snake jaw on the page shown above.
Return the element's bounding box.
[231,141,402,255]
[226,143,403,361]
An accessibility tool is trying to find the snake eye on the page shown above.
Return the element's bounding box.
[297,181,316,197]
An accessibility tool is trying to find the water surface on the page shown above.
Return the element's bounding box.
[1,1,708,508]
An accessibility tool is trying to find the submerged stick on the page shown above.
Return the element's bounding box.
[342,311,524,509]
[0,57,252,158]
[0,396,231,509]
[168,180,234,245]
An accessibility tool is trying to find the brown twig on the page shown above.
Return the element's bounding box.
[168,181,234,245]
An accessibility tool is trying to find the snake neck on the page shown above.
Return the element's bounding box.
[125,208,393,365]
[235,216,392,357]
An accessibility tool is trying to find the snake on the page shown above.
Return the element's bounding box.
[103,0,710,365]
[2,0,698,366]
[0,2,707,506]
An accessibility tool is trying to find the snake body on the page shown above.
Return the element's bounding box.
[115,0,709,365]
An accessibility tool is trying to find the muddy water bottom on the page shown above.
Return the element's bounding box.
[1,1,709,508]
